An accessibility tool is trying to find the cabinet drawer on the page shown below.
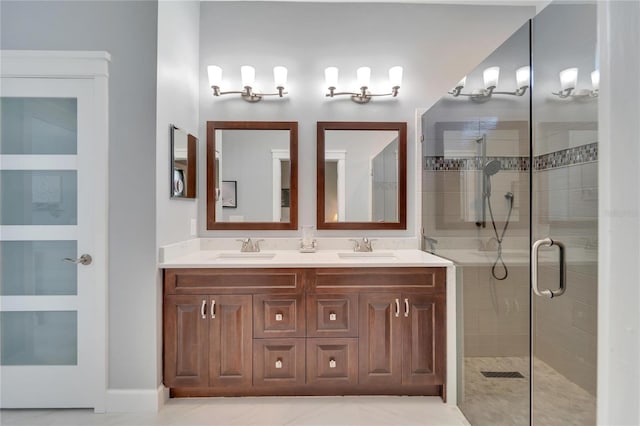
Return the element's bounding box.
[312,267,446,293]
[254,294,305,338]
[253,339,305,387]
[306,294,358,338]
[306,338,358,386]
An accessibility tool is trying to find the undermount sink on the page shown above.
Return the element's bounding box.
[215,252,276,260]
[337,251,397,259]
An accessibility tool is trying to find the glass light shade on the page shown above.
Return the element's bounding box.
[325,67,338,88]
[356,67,371,88]
[273,66,287,87]
[483,66,500,89]
[516,66,530,88]
[207,65,223,87]
[591,69,600,91]
[456,76,467,88]
[559,67,578,91]
[241,65,255,87]
[389,66,403,87]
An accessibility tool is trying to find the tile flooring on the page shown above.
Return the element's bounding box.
[1,396,470,426]
[459,357,596,426]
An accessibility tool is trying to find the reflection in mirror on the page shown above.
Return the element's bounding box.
[206,121,298,230]
[170,125,197,199]
[317,122,406,230]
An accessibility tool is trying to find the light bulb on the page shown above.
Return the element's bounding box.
[483,66,500,89]
[559,67,578,91]
[591,69,600,91]
[273,66,287,87]
[207,65,222,87]
[357,67,371,88]
[241,65,255,88]
[325,67,338,88]
[389,66,403,87]
[516,66,530,88]
[456,76,467,89]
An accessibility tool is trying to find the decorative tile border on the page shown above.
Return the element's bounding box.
[533,142,598,170]
[423,142,598,172]
[423,156,529,172]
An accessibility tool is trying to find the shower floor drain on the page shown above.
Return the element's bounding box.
[481,371,525,378]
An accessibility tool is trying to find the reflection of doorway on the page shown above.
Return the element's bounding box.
[271,149,289,222]
[324,150,345,222]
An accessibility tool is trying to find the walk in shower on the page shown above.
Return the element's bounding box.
[421,2,598,425]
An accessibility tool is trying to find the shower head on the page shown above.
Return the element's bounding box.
[483,159,501,177]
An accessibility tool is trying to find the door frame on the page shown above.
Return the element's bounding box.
[1,50,110,412]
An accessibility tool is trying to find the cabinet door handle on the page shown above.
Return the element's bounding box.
[329,358,336,369]
[211,299,216,319]
[200,300,206,319]
[275,313,283,321]
[329,312,337,321]
[404,298,409,317]
[275,358,283,369]
[395,298,400,317]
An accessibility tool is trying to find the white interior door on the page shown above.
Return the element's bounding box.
[0,51,109,410]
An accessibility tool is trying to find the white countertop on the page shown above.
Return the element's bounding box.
[159,248,453,269]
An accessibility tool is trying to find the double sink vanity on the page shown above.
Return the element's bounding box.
[160,242,454,400]
[163,119,455,402]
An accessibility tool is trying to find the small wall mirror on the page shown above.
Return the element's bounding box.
[317,121,407,230]
[206,121,298,230]
[170,125,197,199]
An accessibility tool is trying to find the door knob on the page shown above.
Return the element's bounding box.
[63,254,92,265]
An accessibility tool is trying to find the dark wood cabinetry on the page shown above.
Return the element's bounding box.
[163,266,446,398]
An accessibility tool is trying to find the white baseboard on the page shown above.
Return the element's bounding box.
[105,385,168,413]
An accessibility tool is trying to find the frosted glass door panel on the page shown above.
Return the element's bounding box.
[1,98,77,155]
[0,170,77,225]
[0,311,77,365]
[0,241,77,295]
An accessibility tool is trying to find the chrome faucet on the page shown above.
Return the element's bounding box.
[350,237,374,252]
[237,238,263,252]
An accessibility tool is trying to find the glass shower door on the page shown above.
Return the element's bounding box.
[531,2,598,425]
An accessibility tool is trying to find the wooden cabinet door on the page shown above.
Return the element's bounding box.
[401,293,446,386]
[163,295,209,387]
[209,295,253,387]
[358,293,402,386]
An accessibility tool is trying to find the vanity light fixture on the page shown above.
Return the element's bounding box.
[449,66,530,101]
[207,65,288,103]
[325,66,403,104]
[552,67,599,98]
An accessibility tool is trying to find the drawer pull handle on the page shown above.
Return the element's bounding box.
[329,312,337,321]
[200,300,206,319]
[329,358,336,369]
[395,298,400,317]
[275,313,283,321]
[275,359,283,369]
[404,298,409,317]
[211,299,216,319]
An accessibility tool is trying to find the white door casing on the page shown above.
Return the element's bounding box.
[0,50,109,411]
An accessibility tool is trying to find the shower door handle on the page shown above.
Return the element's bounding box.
[531,237,566,298]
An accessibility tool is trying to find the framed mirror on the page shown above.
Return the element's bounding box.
[170,125,197,199]
[206,121,298,230]
[317,121,407,230]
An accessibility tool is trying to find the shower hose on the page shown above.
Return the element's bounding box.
[487,192,514,281]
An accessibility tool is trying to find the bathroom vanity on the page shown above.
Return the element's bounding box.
[160,247,452,400]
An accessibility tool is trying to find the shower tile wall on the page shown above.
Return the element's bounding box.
[533,127,598,396]
[462,265,529,357]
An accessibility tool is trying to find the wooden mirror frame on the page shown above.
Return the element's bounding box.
[316,121,407,230]
[170,125,197,199]
[206,121,298,230]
